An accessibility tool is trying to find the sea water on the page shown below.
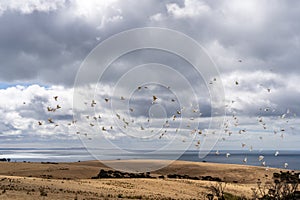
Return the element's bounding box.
[0,148,299,170]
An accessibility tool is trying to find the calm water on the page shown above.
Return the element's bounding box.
[0,148,299,170]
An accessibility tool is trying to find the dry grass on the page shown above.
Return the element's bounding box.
[0,160,297,199]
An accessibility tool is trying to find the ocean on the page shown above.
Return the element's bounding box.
[0,148,299,170]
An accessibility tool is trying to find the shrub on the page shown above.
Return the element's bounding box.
[252,171,299,200]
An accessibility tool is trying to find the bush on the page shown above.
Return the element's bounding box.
[209,182,226,199]
[39,187,47,196]
[252,171,299,200]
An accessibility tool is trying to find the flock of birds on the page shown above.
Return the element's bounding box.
[29,62,296,169]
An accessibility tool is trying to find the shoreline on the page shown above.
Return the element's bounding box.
[0,158,297,171]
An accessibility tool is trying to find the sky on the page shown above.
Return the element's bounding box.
[0,0,299,155]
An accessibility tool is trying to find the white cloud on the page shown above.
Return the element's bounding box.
[66,0,122,29]
[166,0,211,18]
[0,0,66,15]
[149,13,164,21]
[220,0,267,27]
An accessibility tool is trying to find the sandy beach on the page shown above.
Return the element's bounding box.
[0,160,297,199]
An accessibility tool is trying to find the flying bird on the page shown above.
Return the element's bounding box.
[153,95,158,102]
[47,107,55,112]
[258,155,264,161]
[195,140,201,148]
[91,100,96,107]
[48,118,54,123]
[53,96,58,101]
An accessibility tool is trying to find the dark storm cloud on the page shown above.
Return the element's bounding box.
[1,0,300,85]
[0,10,99,85]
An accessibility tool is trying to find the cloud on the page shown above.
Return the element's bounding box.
[0,0,66,15]
[1,0,300,86]
[0,0,299,151]
[166,0,211,18]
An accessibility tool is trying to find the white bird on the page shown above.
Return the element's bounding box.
[249,146,253,152]
[275,151,279,156]
[258,155,264,161]
[265,166,270,171]
[48,118,54,123]
[91,100,96,107]
[284,163,288,168]
[243,157,247,163]
[226,153,230,158]
[215,150,220,155]
[152,95,158,102]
